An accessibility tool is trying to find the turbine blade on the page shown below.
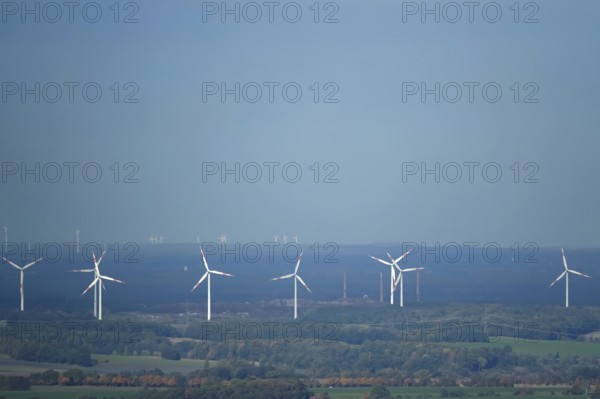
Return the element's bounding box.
[100,275,125,284]
[569,269,591,278]
[370,255,392,266]
[210,270,234,277]
[401,267,424,272]
[82,277,99,296]
[296,275,312,294]
[97,250,106,266]
[395,250,411,263]
[191,272,208,291]
[71,269,95,272]
[561,248,568,270]
[294,253,303,274]
[393,272,402,290]
[23,258,43,270]
[549,271,567,287]
[2,257,22,270]
[200,248,210,271]
[271,273,294,280]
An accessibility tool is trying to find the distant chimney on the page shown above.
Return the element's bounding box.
[343,272,347,300]
[379,272,383,303]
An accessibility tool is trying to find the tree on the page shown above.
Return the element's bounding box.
[370,385,392,399]
[159,344,181,361]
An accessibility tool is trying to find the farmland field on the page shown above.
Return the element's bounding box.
[0,386,145,399]
[312,387,575,399]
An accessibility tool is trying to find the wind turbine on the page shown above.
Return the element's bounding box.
[191,248,234,321]
[158,235,165,244]
[271,253,312,319]
[274,235,279,243]
[549,248,591,308]
[369,251,410,305]
[2,257,43,311]
[218,234,227,244]
[78,251,125,320]
[3,226,7,246]
[283,234,287,244]
[293,234,299,244]
[389,253,424,307]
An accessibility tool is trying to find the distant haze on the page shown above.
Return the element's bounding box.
[1,1,599,247]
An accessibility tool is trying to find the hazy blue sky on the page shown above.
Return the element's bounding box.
[1,0,599,247]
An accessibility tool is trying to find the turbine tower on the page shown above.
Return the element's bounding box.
[549,248,591,308]
[389,252,424,307]
[369,250,410,305]
[76,251,125,320]
[271,253,312,319]
[416,270,421,302]
[3,226,7,246]
[191,248,234,321]
[379,272,383,303]
[2,257,43,311]
[76,229,80,253]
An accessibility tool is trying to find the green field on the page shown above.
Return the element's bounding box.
[92,354,212,374]
[0,386,144,399]
[442,336,600,357]
[0,386,578,399]
[312,387,574,399]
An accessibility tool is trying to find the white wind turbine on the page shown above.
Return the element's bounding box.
[282,234,287,244]
[191,248,234,321]
[549,248,591,308]
[274,235,279,243]
[370,250,410,305]
[389,253,424,307]
[271,253,312,319]
[218,234,227,244]
[77,251,125,320]
[293,234,299,244]
[2,257,43,311]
